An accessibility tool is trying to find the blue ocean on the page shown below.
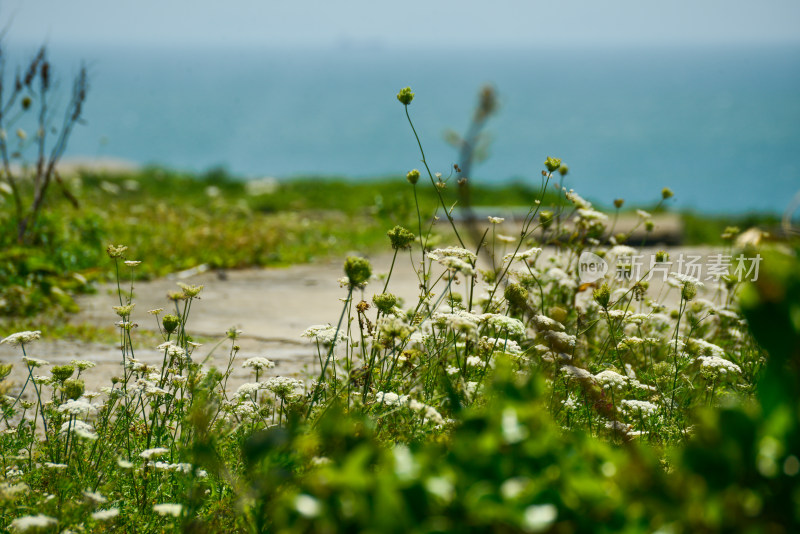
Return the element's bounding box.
[28,44,800,213]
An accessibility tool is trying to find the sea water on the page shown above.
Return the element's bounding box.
[18,43,800,214]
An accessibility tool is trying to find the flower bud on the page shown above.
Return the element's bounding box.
[387,226,415,250]
[51,365,75,383]
[106,244,128,259]
[661,187,674,200]
[645,220,655,232]
[655,250,669,263]
[162,314,180,335]
[544,157,561,173]
[681,282,697,301]
[372,293,398,314]
[539,210,554,229]
[63,378,85,400]
[21,97,32,110]
[344,256,372,287]
[406,169,420,185]
[396,87,414,105]
[593,283,611,309]
[504,283,529,310]
[613,199,624,209]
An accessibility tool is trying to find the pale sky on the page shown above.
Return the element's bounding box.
[2,0,800,49]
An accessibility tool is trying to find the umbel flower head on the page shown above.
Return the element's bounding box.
[372,293,398,314]
[344,256,372,287]
[544,157,562,173]
[396,86,414,105]
[387,226,415,250]
[162,314,181,335]
[593,283,611,309]
[1,330,41,346]
[106,244,127,259]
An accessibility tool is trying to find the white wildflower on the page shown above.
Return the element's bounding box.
[1,331,41,346]
[9,515,57,531]
[83,490,107,503]
[43,462,67,469]
[668,272,705,288]
[61,420,97,440]
[92,509,120,521]
[689,338,726,358]
[21,356,49,368]
[698,355,742,375]
[70,360,96,371]
[294,494,321,518]
[433,256,475,276]
[608,245,637,257]
[502,247,542,263]
[595,370,627,391]
[263,377,305,400]
[466,356,485,367]
[480,313,526,338]
[235,382,263,399]
[140,447,169,460]
[427,246,477,262]
[619,399,659,417]
[532,315,564,332]
[577,208,608,222]
[565,190,591,209]
[58,399,97,417]
[152,503,183,517]
[242,357,275,371]
[301,324,349,346]
[375,391,408,407]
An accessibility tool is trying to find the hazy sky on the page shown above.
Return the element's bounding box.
[2,0,799,49]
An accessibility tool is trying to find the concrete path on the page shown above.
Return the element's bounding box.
[1,245,727,395]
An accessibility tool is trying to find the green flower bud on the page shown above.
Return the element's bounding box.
[372,293,398,314]
[396,87,415,106]
[106,244,128,259]
[21,96,32,110]
[645,220,655,232]
[655,250,669,263]
[613,199,624,209]
[406,169,420,185]
[661,187,674,200]
[539,210,554,229]
[681,282,697,301]
[593,283,611,309]
[544,157,562,173]
[63,378,85,400]
[162,314,181,335]
[344,256,372,287]
[504,283,529,309]
[0,364,12,381]
[387,226,416,250]
[51,365,75,383]
[558,164,569,177]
